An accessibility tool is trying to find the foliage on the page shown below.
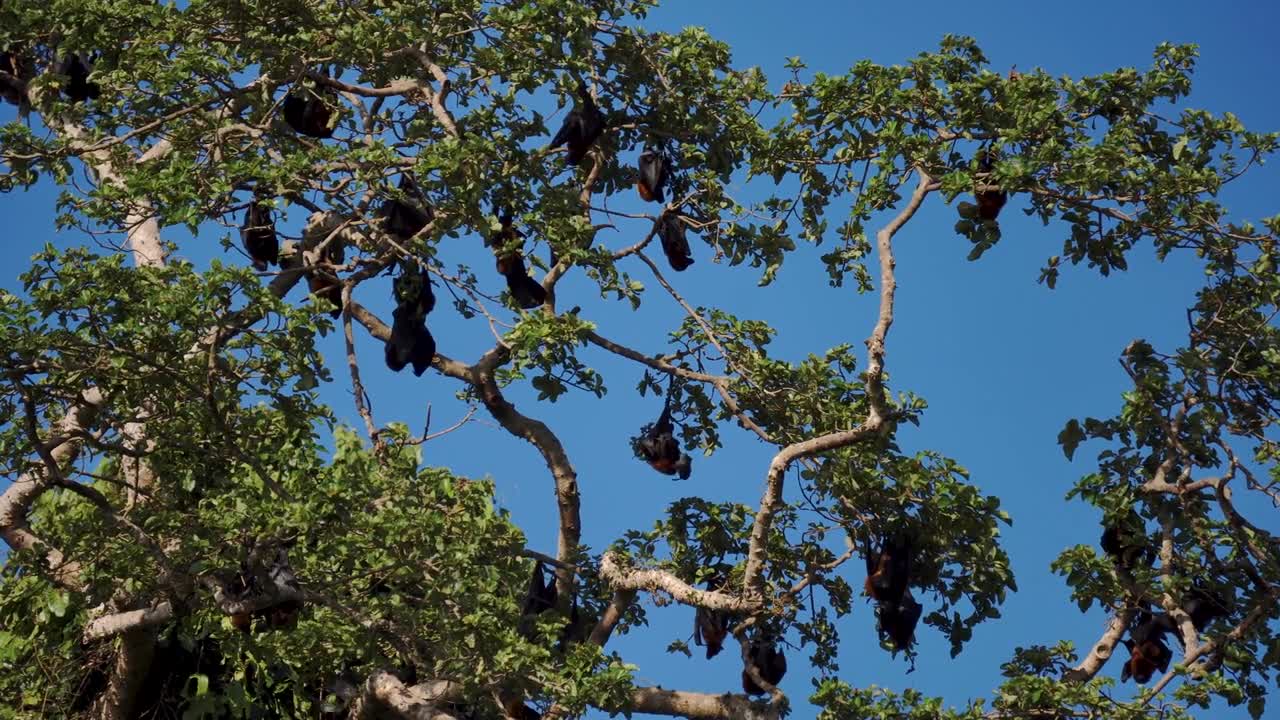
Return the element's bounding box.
[0,1,1277,719]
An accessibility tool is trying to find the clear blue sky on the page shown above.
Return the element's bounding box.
[2,1,1278,717]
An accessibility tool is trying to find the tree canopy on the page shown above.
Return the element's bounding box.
[1,1,1278,719]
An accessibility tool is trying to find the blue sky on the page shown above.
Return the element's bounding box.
[2,1,1279,717]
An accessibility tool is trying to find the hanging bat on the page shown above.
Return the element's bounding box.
[304,241,345,317]
[384,265,437,376]
[497,251,546,309]
[240,198,279,271]
[55,53,100,104]
[557,597,591,653]
[633,394,692,480]
[307,273,342,317]
[0,51,29,107]
[876,592,923,653]
[228,545,304,633]
[521,560,558,616]
[741,637,787,695]
[975,150,1008,221]
[490,215,547,309]
[1182,585,1230,631]
[380,173,433,240]
[658,213,694,271]
[864,532,912,606]
[1121,613,1172,683]
[1100,517,1154,570]
[264,547,303,629]
[283,84,337,139]
[385,307,436,376]
[692,574,733,659]
[548,82,605,166]
[636,150,668,203]
[518,560,559,642]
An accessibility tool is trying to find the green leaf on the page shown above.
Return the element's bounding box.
[966,242,991,261]
[1057,419,1085,461]
[45,592,69,618]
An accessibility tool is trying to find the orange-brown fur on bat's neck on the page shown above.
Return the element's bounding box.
[637,178,656,202]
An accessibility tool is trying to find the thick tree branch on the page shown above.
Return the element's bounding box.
[1157,513,1201,656]
[741,171,936,601]
[1064,607,1134,682]
[863,172,936,418]
[355,671,461,720]
[472,376,582,599]
[1144,586,1280,699]
[60,120,167,511]
[83,602,175,642]
[0,388,104,590]
[44,108,173,719]
[587,589,637,646]
[599,552,759,614]
[58,123,165,268]
[94,628,157,720]
[624,686,777,720]
[84,564,317,643]
[315,73,419,98]
[349,301,583,598]
[391,49,461,139]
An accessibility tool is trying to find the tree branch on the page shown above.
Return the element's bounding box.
[83,602,175,643]
[94,628,157,720]
[583,330,724,384]
[58,122,165,268]
[587,589,637,647]
[0,388,104,590]
[1064,607,1133,682]
[355,671,461,720]
[349,301,583,598]
[624,686,778,720]
[342,282,384,454]
[741,171,936,601]
[599,552,759,614]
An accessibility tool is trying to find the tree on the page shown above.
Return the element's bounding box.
[1,1,1277,719]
